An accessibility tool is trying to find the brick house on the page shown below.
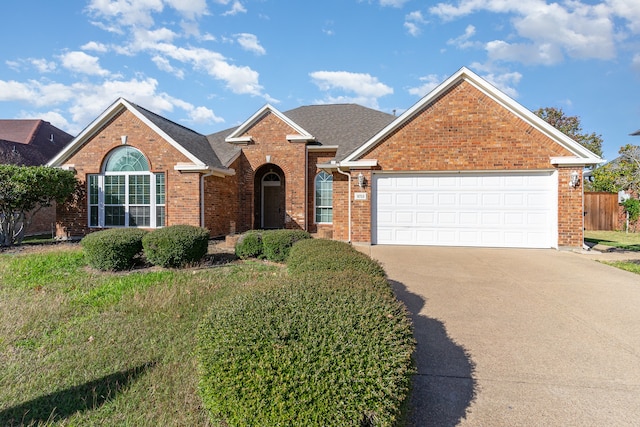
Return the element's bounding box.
[48,67,601,249]
[0,119,73,236]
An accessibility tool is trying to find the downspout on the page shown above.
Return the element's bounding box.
[200,171,214,229]
[336,166,351,243]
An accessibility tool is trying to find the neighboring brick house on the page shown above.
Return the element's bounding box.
[0,119,73,236]
[48,67,601,249]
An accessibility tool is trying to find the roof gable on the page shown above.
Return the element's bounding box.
[344,67,602,166]
[48,98,229,174]
[224,104,315,143]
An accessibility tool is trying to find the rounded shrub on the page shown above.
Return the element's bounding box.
[81,228,148,271]
[197,273,415,427]
[261,229,311,262]
[288,238,386,278]
[235,231,263,259]
[142,225,209,268]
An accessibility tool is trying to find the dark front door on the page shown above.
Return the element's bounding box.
[262,172,284,228]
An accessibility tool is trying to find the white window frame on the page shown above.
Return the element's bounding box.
[87,147,165,229]
[314,171,333,224]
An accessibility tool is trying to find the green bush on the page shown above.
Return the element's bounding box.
[197,273,415,427]
[81,228,148,271]
[235,231,263,259]
[288,238,386,278]
[142,225,209,268]
[261,229,311,262]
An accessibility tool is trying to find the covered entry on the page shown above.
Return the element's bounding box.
[372,172,557,248]
[254,164,285,229]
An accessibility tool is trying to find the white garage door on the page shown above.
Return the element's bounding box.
[373,172,557,248]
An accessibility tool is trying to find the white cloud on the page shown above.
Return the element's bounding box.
[81,41,109,53]
[235,33,266,55]
[86,0,164,28]
[221,1,246,16]
[59,51,110,76]
[310,71,393,108]
[149,44,263,96]
[607,0,640,33]
[404,11,428,37]
[30,58,57,73]
[430,0,621,65]
[152,55,185,78]
[380,0,411,7]
[164,0,209,19]
[408,74,443,97]
[0,76,226,134]
[447,25,477,49]
[187,105,224,124]
[482,70,522,98]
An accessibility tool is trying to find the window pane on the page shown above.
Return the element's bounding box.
[129,175,150,204]
[105,147,149,172]
[156,206,165,227]
[129,206,150,227]
[156,173,165,205]
[316,207,333,223]
[315,171,333,223]
[104,176,125,204]
[89,206,99,227]
[105,206,125,226]
[88,175,98,205]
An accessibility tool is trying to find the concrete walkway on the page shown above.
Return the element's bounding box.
[365,246,640,426]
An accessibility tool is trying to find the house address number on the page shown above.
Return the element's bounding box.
[354,192,367,201]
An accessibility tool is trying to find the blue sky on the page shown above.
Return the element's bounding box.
[1,0,639,162]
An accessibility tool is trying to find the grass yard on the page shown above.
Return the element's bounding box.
[0,244,281,426]
[584,230,640,251]
[601,260,640,275]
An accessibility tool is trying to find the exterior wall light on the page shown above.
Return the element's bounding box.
[357,172,365,188]
[569,170,580,188]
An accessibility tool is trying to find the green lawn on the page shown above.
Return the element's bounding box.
[0,245,280,426]
[601,260,640,275]
[584,230,640,251]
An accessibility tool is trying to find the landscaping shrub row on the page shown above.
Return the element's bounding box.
[81,225,209,271]
[235,229,311,262]
[198,238,415,427]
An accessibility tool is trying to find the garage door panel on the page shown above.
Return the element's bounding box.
[374,172,556,248]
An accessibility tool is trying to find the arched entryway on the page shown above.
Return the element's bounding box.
[254,164,286,229]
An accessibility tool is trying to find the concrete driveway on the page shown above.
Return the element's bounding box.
[366,246,640,426]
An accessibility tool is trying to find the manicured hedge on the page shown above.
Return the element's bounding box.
[261,229,311,262]
[81,228,148,271]
[142,225,209,268]
[234,230,263,259]
[287,238,386,278]
[198,239,415,427]
[235,229,311,262]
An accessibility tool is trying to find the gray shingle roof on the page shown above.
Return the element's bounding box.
[129,102,227,170]
[206,104,396,164]
[283,104,395,160]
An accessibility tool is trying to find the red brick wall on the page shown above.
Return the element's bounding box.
[233,111,308,231]
[203,166,239,238]
[56,109,202,238]
[26,203,56,236]
[339,80,582,248]
[557,168,585,247]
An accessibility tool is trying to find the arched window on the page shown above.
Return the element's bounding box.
[315,171,333,223]
[87,146,165,228]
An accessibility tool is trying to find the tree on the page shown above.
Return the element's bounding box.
[589,144,640,193]
[534,107,603,158]
[0,165,78,247]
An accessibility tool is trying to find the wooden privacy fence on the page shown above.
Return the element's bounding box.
[584,192,618,231]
